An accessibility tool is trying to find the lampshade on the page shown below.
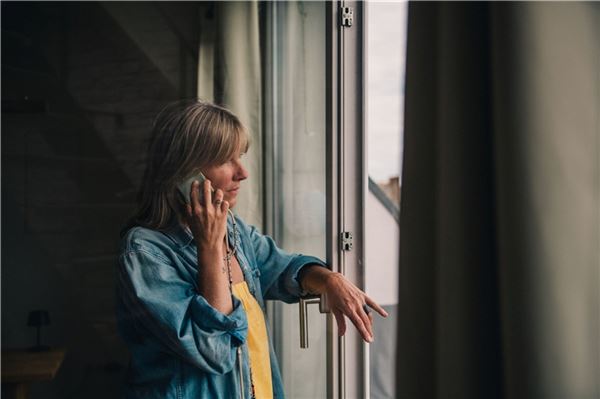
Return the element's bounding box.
[27,310,51,327]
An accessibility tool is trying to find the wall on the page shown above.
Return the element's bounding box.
[1,3,199,397]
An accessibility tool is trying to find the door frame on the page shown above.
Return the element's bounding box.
[326,1,368,398]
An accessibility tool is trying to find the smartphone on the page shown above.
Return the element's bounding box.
[177,173,213,204]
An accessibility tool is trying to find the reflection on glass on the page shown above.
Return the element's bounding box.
[366,2,408,398]
[264,2,328,398]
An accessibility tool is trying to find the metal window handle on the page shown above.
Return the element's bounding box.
[299,294,330,348]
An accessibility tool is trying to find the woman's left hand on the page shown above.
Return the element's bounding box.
[323,272,388,342]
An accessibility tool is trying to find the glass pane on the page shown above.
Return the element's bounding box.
[264,2,328,398]
[1,2,199,398]
[366,2,408,398]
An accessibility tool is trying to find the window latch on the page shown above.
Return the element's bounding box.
[341,231,353,251]
[340,7,354,27]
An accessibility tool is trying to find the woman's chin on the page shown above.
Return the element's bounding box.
[226,198,237,208]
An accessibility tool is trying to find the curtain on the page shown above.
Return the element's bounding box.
[397,3,599,398]
[197,1,263,228]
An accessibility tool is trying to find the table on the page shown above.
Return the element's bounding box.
[1,348,65,399]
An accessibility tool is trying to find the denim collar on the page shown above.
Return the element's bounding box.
[163,216,236,250]
[163,223,194,248]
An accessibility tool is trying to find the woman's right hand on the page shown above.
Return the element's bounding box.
[184,179,229,251]
[185,179,234,314]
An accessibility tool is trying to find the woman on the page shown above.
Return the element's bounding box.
[116,100,387,399]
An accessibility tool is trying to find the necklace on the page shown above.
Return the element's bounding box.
[224,211,256,399]
[223,209,237,287]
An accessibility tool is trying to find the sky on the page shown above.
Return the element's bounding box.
[366,1,408,183]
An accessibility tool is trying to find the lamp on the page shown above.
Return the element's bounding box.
[27,310,51,351]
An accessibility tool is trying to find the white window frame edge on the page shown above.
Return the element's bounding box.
[328,1,368,398]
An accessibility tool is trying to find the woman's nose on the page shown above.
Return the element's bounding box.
[235,163,249,181]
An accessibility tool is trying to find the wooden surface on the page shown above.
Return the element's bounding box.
[1,348,65,383]
[2,383,29,399]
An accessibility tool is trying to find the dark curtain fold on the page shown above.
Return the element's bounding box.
[397,2,599,398]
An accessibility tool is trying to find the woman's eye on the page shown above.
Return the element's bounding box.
[231,154,245,163]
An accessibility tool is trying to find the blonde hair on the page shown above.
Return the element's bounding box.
[123,100,249,233]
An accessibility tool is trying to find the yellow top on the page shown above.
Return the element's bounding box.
[231,281,273,399]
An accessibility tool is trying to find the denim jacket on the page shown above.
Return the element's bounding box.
[116,215,326,399]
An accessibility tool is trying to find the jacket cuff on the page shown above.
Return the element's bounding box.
[287,256,328,297]
[190,294,248,345]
